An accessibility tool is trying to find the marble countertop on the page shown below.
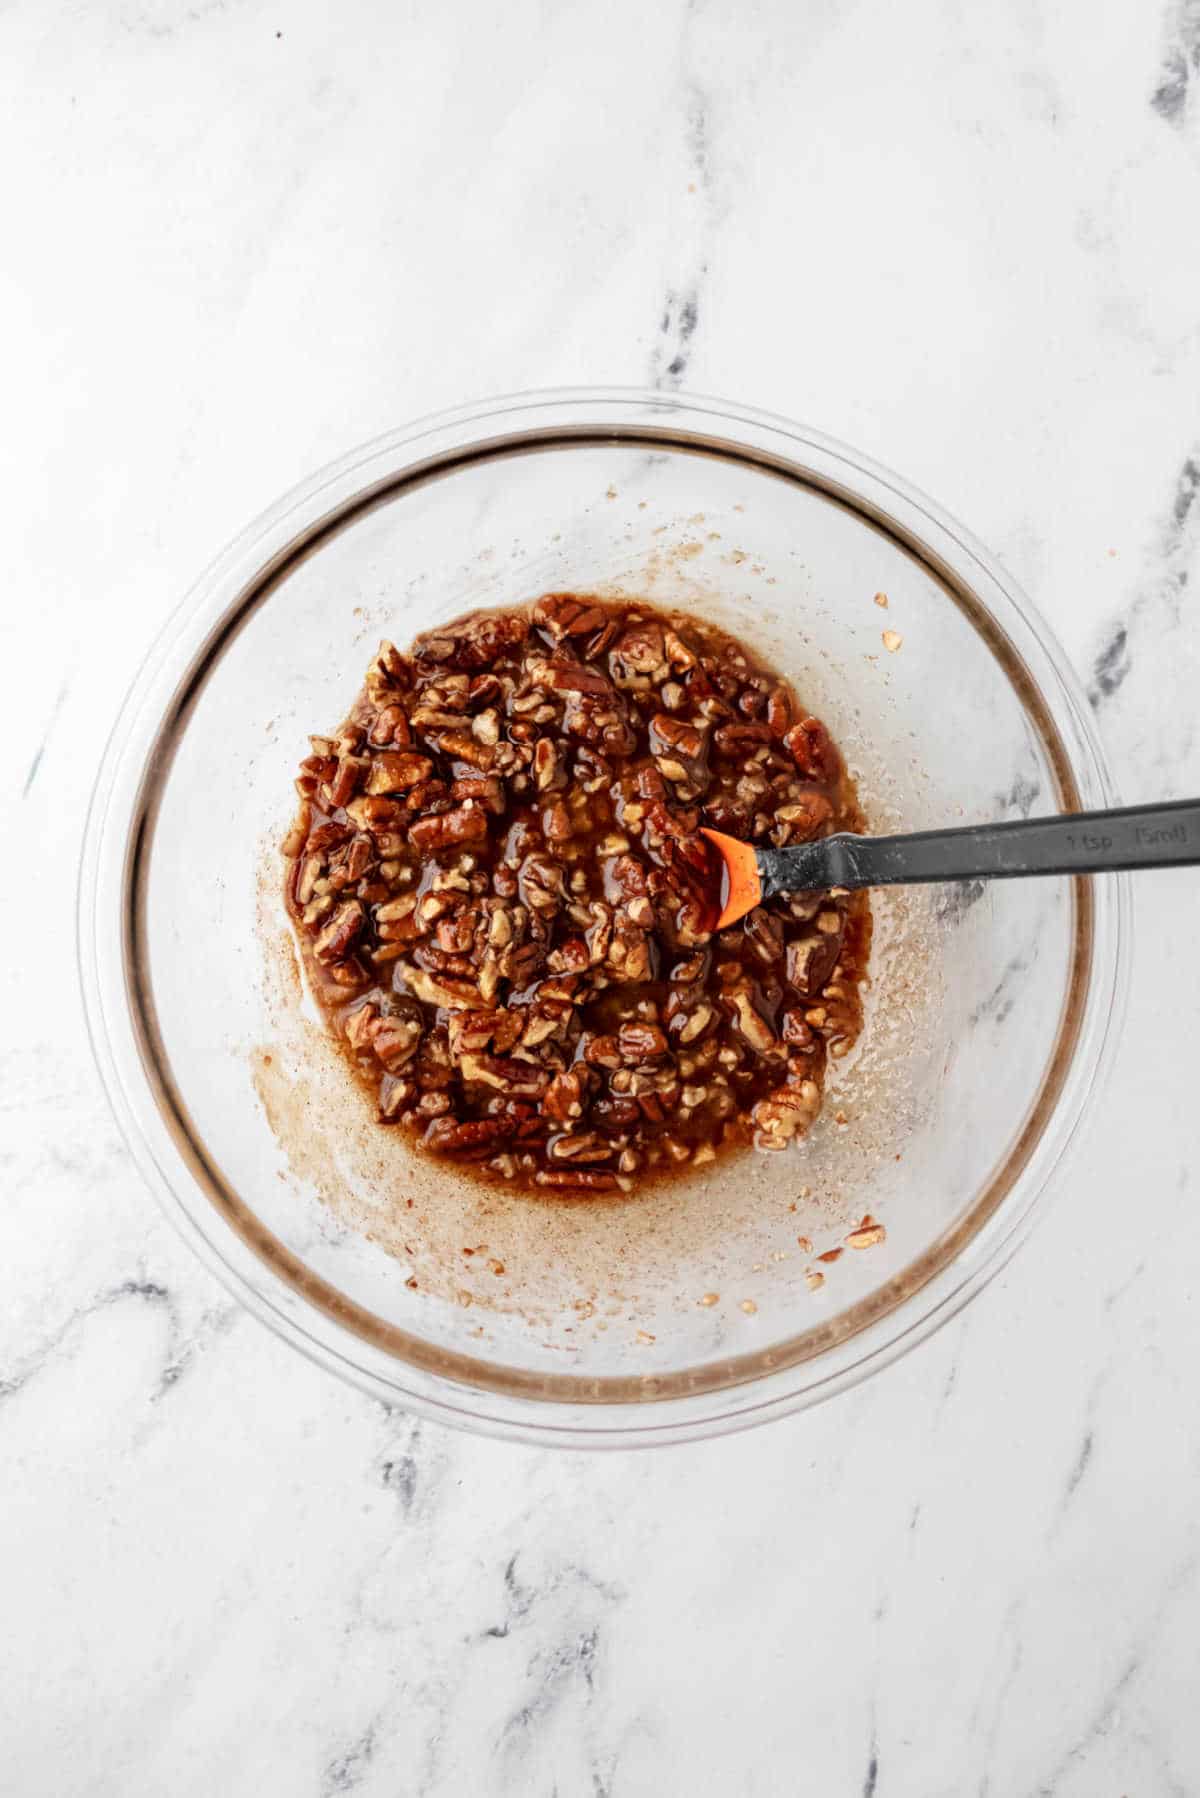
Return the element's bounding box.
[5,1,1200,1791]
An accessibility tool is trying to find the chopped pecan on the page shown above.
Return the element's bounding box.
[581,1032,622,1070]
[781,1010,817,1048]
[327,754,370,807]
[365,752,433,795]
[743,907,785,964]
[313,900,366,964]
[425,1116,505,1154]
[436,730,495,770]
[460,1054,549,1097]
[783,716,838,780]
[518,851,565,912]
[378,1075,415,1119]
[663,628,698,671]
[448,1009,523,1058]
[533,1169,618,1192]
[542,653,616,697]
[343,1003,380,1052]
[533,737,564,792]
[307,820,352,855]
[549,1130,613,1163]
[544,1069,588,1124]
[618,1021,668,1062]
[649,714,704,760]
[533,594,609,640]
[543,799,573,843]
[786,931,841,998]
[729,987,777,1053]
[369,704,412,748]
[450,775,505,814]
[608,928,653,982]
[766,686,792,738]
[399,965,481,1009]
[346,796,404,830]
[371,1015,422,1070]
[408,804,489,850]
[435,912,478,954]
[366,641,409,699]
[611,621,665,677]
[281,802,311,859]
[773,792,833,842]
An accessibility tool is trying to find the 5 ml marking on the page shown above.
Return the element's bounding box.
[1135,822,1188,847]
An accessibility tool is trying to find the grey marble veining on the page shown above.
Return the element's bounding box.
[4,0,1200,1792]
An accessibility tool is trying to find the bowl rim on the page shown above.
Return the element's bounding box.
[78,385,1129,1447]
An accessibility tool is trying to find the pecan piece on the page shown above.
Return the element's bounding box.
[766,686,792,738]
[617,1022,668,1063]
[542,654,616,697]
[544,1070,588,1124]
[533,737,564,792]
[743,906,785,964]
[611,621,666,677]
[408,804,489,851]
[307,820,352,855]
[399,965,481,1009]
[460,1054,550,1097]
[786,931,841,998]
[781,1010,817,1048]
[424,1116,505,1154]
[368,704,412,748]
[729,987,777,1053]
[518,851,565,912]
[343,1003,380,1052]
[328,754,370,808]
[450,775,505,814]
[448,1009,523,1058]
[313,900,366,964]
[435,912,477,954]
[608,928,654,981]
[773,793,833,842]
[783,716,838,780]
[549,1131,613,1164]
[532,593,609,641]
[366,641,409,699]
[378,1075,415,1120]
[295,854,324,907]
[281,801,311,859]
[437,730,496,770]
[371,1015,422,1070]
[609,853,649,897]
[366,752,433,795]
[346,796,404,830]
[649,714,704,760]
[713,721,772,757]
[533,1169,618,1193]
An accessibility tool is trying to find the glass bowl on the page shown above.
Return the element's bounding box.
[79,389,1127,1447]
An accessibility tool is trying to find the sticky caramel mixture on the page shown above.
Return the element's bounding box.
[282,595,870,1195]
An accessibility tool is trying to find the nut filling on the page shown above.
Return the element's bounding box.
[282,595,871,1195]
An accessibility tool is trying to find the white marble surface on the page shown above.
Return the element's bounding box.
[4,0,1200,1791]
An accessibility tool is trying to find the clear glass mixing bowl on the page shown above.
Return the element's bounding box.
[79,390,1127,1446]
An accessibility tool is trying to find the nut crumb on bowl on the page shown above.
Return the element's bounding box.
[282,595,871,1199]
